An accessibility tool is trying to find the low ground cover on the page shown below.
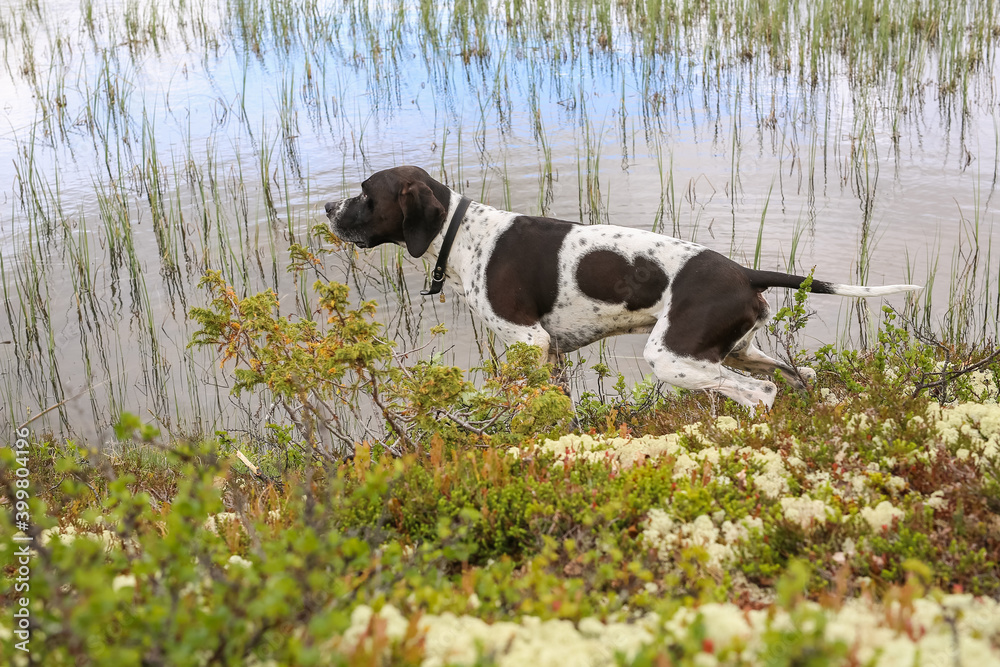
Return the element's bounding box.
[2,279,999,665]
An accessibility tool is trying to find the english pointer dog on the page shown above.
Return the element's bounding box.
[325,166,920,409]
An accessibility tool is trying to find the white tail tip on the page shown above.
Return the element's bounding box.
[829,284,923,297]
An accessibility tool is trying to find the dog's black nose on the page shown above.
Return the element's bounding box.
[324,201,337,215]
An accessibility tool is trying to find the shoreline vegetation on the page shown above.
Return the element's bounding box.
[2,0,1000,663]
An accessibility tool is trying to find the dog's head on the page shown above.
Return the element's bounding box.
[324,166,449,257]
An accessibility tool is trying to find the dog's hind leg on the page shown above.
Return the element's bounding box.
[709,307,814,391]
[643,337,778,409]
[724,342,815,391]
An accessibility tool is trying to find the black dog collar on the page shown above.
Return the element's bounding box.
[421,195,471,296]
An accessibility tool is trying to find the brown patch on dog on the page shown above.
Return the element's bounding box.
[485,216,574,325]
[663,249,765,362]
[575,250,669,311]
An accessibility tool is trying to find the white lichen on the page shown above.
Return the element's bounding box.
[332,595,1000,666]
[859,500,904,533]
[780,496,833,531]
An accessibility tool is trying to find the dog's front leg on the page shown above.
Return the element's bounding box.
[485,321,552,361]
[490,324,577,394]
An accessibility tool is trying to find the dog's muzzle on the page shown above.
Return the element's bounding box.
[324,198,372,247]
[324,199,347,221]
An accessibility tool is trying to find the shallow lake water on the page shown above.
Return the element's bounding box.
[1,0,998,443]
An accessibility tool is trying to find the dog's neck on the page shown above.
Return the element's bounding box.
[416,189,513,291]
[416,188,466,261]
[419,193,471,296]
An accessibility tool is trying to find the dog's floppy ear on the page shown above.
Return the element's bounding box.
[398,180,446,257]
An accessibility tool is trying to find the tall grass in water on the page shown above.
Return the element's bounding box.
[942,184,999,343]
[844,102,881,348]
[1,0,998,440]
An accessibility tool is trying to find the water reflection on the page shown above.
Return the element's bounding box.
[0,0,997,441]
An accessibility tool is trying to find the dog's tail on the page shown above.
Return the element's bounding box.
[745,269,922,297]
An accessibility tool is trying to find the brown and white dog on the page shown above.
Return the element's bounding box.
[324,166,920,409]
